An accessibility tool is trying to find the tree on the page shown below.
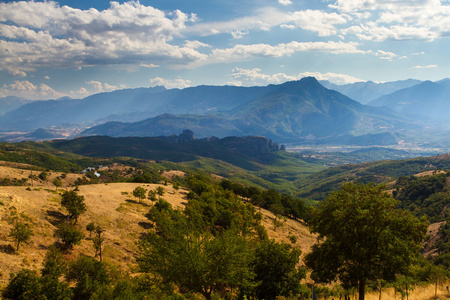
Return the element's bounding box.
[38,171,48,181]
[133,186,146,203]
[252,239,306,300]
[2,269,42,300]
[65,255,110,299]
[86,222,96,238]
[9,222,33,251]
[52,178,62,191]
[60,190,87,224]
[305,182,428,300]
[156,186,165,197]
[138,228,254,300]
[92,226,105,262]
[54,222,84,251]
[147,189,157,204]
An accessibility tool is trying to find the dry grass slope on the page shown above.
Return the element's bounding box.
[0,163,317,290]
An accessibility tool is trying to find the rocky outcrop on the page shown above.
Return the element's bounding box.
[217,136,283,160]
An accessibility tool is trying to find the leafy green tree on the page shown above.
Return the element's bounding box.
[138,227,254,300]
[54,222,84,251]
[61,190,87,224]
[2,269,42,300]
[38,171,48,181]
[41,245,68,278]
[147,189,157,204]
[132,186,146,203]
[305,182,428,300]
[52,177,62,191]
[9,222,33,251]
[156,186,165,197]
[251,239,306,300]
[86,222,96,238]
[66,255,111,300]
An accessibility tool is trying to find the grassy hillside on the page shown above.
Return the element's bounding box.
[0,163,315,288]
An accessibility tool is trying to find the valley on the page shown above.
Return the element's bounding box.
[0,77,449,299]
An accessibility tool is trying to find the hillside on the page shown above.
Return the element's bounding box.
[0,163,316,288]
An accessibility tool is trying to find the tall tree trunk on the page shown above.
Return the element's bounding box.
[359,279,365,300]
[435,280,438,298]
[379,280,382,300]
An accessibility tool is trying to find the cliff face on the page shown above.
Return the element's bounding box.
[217,136,282,160]
[157,130,284,161]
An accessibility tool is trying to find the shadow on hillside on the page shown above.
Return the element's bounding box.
[138,221,153,230]
[125,199,150,207]
[0,243,16,254]
[46,210,66,225]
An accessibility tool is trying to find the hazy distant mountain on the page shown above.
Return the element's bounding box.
[0,84,274,131]
[368,80,450,120]
[321,79,422,104]
[80,114,244,138]
[0,96,32,116]
[82,77,418,143]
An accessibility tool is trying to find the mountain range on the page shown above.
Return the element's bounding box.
[80,77,420,143]
[1,77,450,145]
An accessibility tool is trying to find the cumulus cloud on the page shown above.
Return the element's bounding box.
[69,87,90,98]
[7,68,27,78]
[0,1,203,73]
[205,41,367,65]
[288,10,347,36]
[86,81,126,93]
[331,0,450,41]
[229,68,364,86]
[149,77,192,89]
[0,80,66,100]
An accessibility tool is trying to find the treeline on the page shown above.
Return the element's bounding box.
[394,172,450,223]
[220,179,312,222]
[393,172,450,269]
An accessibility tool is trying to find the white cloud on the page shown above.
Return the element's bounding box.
[140,63,160,68]
[280,24,296,30]
[184,40,211,49]
[229,68,365,86]
[149,77,192,89]
[373,49,398,60]
[331,0,450,41]
[411,64,438,69]
[44,76,50,80]
[278,0,292,5]
[205,41,368,65]
[69,87,90,98]
[0,80,65,100]
[0,1,204,72]
[86,80,125,93]
[7,68,26,78]
[289,10,347,36]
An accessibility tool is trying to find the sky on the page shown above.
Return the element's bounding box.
[1,0,450,100]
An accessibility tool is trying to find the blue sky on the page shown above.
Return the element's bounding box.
[1,0,449,100]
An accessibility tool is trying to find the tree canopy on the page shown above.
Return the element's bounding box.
[305,182,428,300]
[60,190,87,224]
